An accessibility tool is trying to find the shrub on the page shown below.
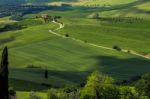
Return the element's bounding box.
[84,40,87,43]
[26,65,41,68]
[127,50,131,53]
[48,87,80,99]
[9,88,16,96]
[102,85,120,99]
[120,87,139,99]
[88,13,100,19]
[135,73,150,97]
[113,45,122,51]
[81,71,116,99]
[10,12,23,21]
[47,89,58,99]
[65,34,69,37]
[63,86,77,93]
[67,90,80,99]
[0,24,23,32]
[28,91,42,99]
[9,88,17,99]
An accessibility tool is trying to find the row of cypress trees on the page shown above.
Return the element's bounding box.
[0,47,9,99]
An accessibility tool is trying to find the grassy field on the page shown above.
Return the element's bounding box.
[73,0,138,6]
[0,17,16,24]
[136,2,150,11]
[0,0,138,6]
[0,17,149,89]
[0,0,150,97]
[17,91,47,99]
[57,18,150,54]
[47,0,138,6]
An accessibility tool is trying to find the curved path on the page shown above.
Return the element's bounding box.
[49,21,150,60]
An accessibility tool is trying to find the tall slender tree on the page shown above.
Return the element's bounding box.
[0,47,9,99]
[44,69,48,79]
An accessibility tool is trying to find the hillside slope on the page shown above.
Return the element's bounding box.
[0,0,150,89]
[0,18,150,88]
[0,0,139,6]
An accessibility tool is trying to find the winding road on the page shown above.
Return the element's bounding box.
[49,21,150,60]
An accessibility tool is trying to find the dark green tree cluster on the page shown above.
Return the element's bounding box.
[135,73,150,98]
[10,12,23,21]
[81,71,120,99]
[53,16,61,22]
[38,15,62,23]
[0,47,9,99]
[47,71,150,99]
[88,13,100,19]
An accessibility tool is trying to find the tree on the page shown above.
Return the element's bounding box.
[113,45,122,51]
[135,73,150,97]
[88,13,100,19]
[10,12,23,21]
[54,16,61,22]
[80,71,120,99]
[41,14,50,23]
[9,88,17,99]
[65,34,69,37]
[0,47,9,99]
[44,69,48,79]
[120,87,138,99]
[29,91,42,99]
[48,89,58,99]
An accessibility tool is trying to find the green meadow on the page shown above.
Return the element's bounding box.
[0,17,150,89]
[0,0,150,97]
[16,91,47,99]
[58,18,150,54]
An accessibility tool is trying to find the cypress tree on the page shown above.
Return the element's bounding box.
[44,69,48,79]
[0,47,9,99]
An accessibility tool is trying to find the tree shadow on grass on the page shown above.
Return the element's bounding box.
[9,68,89,91]
[87,55,150,81]
[9,55,150,91]
[9,78,48,91]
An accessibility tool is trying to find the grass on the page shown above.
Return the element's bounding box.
[17,91,47,99]
[0,20,57,49]
[0,0,138,6]
[0,17,16,24]
[0,18,148,88]
[73,0,138,6]
[0,17,149,88]
[136,2,150,11]
[0,0,150,92]
[58,18,150,54]
[46,0,138,6]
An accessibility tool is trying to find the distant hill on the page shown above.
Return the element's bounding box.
[0,0,138,6]
[0,0,25,5]
[0,0,149,19]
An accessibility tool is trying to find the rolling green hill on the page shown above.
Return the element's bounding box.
[0,0,141,6]
[0,17,150,89]
[0,0,150,95]
[58,18,150,54]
